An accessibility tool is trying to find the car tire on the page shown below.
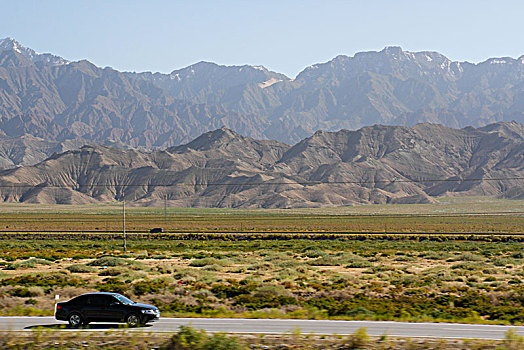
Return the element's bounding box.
[125,313,141,327]
[68,312,83,328]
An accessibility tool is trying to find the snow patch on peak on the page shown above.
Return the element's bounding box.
[0,37,21,52]
[0,37,69,65]
[258,78,282,89]
[253,65,266,71]
[490,59,507,64]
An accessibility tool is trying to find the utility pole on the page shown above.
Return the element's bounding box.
[164,194,167,227]
[123,197,126,252]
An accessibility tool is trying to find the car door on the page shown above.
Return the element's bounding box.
[83,295,106,321]
[105,295,127,322]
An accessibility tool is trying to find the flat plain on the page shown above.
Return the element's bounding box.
[0,196,523,327]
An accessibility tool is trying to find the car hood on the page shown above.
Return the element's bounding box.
[133,303,158,310]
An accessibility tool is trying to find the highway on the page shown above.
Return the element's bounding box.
[1,317,524,339]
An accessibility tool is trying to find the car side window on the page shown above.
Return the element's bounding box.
[88,295,106,307]
[108,295,120,306]
[71,295,87,305]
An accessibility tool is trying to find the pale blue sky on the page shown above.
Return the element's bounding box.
[1,0,523,77]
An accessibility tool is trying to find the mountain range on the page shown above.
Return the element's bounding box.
[1,37,524,160]
[1,122,523,207]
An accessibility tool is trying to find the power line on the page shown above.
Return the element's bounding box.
[0,176,523,188]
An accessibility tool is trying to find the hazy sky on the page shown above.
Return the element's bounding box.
[1,0,523,77]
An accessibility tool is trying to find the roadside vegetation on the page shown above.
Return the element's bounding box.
[1,326,522,349]
[1,235,524,325]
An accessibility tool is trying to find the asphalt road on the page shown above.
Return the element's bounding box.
[2,316,524,339]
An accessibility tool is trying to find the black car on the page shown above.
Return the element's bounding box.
[55,292,160,327]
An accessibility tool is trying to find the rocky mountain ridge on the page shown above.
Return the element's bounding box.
[1,38,524,149]
[0,122,523,207]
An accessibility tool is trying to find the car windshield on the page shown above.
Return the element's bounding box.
[114,294,135,305]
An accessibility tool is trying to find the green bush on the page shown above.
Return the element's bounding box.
[504,328,524,350]
[0,273,85,287]
[202,333,244,350]
[96,277,128,294]
[189,258,228,267]
[98,267,129,276]
[66,264,96,273]
[133,279,169,296]
[163,325,207,349]
[161,325,245,350]
[341,327,369,349]
[4,258,52,270]
[88,256,128,267]
[211,280,257,298]
[234,294,297,310]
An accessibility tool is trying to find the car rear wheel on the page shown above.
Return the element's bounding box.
[68,312,83,328]
[126,313,141,327]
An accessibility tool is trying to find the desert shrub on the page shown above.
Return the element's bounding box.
[341,327,369,349]
[504,328,524,350]
[247,262,274,272]
[162,325,245,350]
[163,325,207,349]
[98,267,130,276]
[4,258,52,270]
[0,273,85,288]
[421,252,450,260]
[174,269,219,285]
[275,260,300,268]
[202,264,223,272]
[88,256,140,267]
[155,265,176,274]
[133,279,169,296]
[11,287,32,297]
[202,333,245,350]
[234,293,297,310]
[451,262,484,271]
[10,286,45,298]
[88,256,124,266]
[27,286,44,297]
[303,249,327,258]
[394,256,416,262]
[492,257,514,266]
[66,264,96,273]
[163,299,215,314]
[458,253,485,262]
[211,280,257,298]
[309,253,369,267]
[253,285,291,297]
[347,259,373,268]
[181,252,209,260]
[346,307,374,318]
[96,277,128,294]
[189,258,228,268]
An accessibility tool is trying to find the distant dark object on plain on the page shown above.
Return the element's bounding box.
[150,228,164,233]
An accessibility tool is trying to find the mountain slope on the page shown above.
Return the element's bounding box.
[0,38,268,148]
[2,38,524,147]
[0,123,523,208]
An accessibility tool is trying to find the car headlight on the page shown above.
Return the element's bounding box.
[141,309,158,315]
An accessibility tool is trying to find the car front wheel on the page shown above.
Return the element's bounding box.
[68,312,83,328]
[125,313,141,327]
